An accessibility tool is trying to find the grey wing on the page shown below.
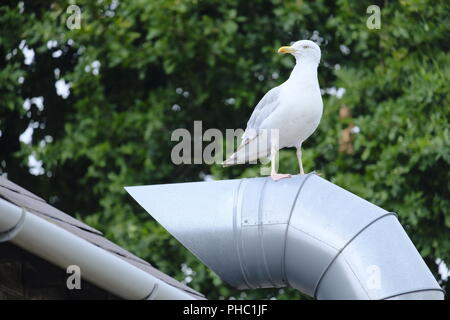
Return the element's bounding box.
[241,86,281,143]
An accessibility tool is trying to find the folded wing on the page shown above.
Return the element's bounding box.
[223,86,281,166]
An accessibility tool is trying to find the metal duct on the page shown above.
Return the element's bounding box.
[126,173,444,300]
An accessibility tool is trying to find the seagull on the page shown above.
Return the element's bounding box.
[223,40,323,181]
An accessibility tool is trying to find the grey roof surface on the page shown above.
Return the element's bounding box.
[0,176,205,299]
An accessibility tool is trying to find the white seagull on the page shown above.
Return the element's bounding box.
[223,40,323,181]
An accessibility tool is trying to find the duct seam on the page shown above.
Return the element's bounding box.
[381,287,446,300]
[288,223,340,249]
[340,249,371,299]
[142,283,159,300]
[313,212,398,299]
[281,173,316,287]
[258,178,276,287]
[0,207,26,243]
[233,179,253,289]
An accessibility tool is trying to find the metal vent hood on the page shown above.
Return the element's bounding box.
[125,174,444,300]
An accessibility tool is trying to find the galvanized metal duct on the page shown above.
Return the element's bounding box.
[126,173,444,300]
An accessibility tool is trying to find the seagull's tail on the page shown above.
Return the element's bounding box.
[222,135,271,167]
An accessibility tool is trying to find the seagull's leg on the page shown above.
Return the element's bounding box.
[296,144,305,175]
[270,145,291,181]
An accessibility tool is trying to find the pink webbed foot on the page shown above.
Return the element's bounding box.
[270,173,291,181]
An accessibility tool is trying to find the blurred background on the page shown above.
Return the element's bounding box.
[0,0,449,299]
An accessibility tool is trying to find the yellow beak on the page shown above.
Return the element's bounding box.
[278,46,296,54]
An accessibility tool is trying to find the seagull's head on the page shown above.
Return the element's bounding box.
[278,40,321,65]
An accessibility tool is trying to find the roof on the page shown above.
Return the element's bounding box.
[0,176,204,299]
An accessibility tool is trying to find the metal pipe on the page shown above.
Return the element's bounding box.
[126,173,444,300]
[0,197,195,300]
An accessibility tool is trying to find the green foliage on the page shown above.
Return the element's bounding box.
[1,0,449,299]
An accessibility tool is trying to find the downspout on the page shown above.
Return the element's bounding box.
[0,197,195,300]
[126,173,444,300]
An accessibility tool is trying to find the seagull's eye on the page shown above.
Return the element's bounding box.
[303,46,309,49]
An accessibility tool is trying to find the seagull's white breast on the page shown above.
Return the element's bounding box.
[262,78,323,148]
